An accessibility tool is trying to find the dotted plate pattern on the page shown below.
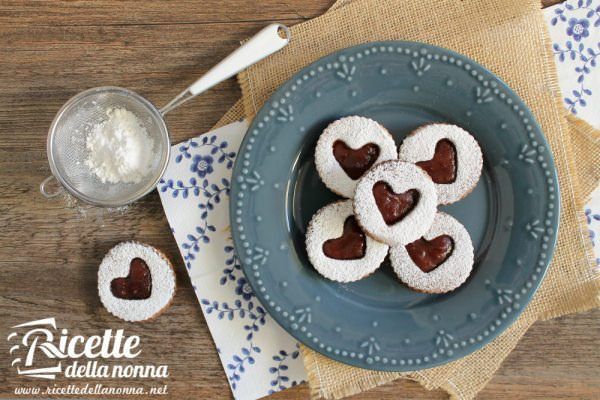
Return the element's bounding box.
[230,42,560,371]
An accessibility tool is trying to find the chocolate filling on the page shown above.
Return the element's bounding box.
[333,140,380,180]
[372,181,419,225]
[416,139,457,184]
[406,235,454,272]
[111,257,152,300]
[322,216,367,260]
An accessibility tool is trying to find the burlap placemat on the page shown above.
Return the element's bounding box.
[567,114,600,197]
[211,0,600,398]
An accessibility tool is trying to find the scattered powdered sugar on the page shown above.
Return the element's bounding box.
[61,192,131,219]
[315,116,397,198]
[398,123,482,204]
[353,161,437,246]
[98,242,176,322]
[306,200,389,282]
[390,212,474,293]
[85,108,155,184]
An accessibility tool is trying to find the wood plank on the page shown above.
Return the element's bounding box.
[542,0,564,7]
[0,0,328,26]
[0,21,281,153]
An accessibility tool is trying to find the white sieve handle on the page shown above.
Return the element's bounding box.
[160,23,290,115]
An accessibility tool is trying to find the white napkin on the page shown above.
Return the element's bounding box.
[545,0,600,266]
[158,121,306,400]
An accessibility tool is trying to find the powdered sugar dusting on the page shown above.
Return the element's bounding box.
[315,116,397,197]
[398,124,482,204]
[390,212,474,293]
[98,242,176,322]
[306,200,389,282]
[85,108,155,184]
[353,161,437,245]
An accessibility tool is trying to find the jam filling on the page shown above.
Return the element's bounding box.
[416,139,457,184]
[110,258,152,300]
[372,181,420,225]
[333,140,380,180]
[406,235,454,272]
[322,216,367,260]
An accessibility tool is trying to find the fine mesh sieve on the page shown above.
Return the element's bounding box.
[41,23,290,207]
[45,87,170,207]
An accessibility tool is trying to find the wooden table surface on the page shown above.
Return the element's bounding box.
[1,0,598,399]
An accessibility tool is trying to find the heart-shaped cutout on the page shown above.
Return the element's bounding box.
[333,140,380,180]
[322,216,366,260]
[406,235,454,272]
[416,139,457,184]
[111,258,152,300]
[372,181,420,225]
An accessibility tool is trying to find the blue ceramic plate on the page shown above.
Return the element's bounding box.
[230,42,560,371]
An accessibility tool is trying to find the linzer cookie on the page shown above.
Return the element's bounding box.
[399,123,483,204]
[315,116,397,197]
[353,160,437,246]
[390,212,474,293]
[98,241,176,322]
[306,200,389,282]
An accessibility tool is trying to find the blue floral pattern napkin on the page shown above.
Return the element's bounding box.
[158,121,305,400]
[546,0,600,126]
[158,2,600,399]
[545,0,600,266]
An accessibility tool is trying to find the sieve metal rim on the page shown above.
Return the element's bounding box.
[46,86,171,207]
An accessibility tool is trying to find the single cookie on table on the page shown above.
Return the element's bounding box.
[398,123,483,204]
[306,200,389,282]
[98,241,176,322]
[315,116,397,198]
[390,212,474,294]
[353,160,438,246]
